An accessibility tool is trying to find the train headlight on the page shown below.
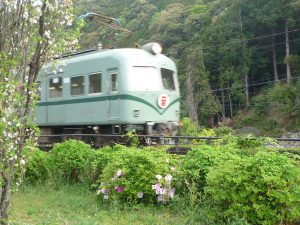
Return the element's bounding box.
[142,42,162,54]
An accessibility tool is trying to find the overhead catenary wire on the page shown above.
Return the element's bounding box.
[182,28,300,53]
[184,72,300,96]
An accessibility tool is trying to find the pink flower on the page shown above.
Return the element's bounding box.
[168,188,175,199]
[116,186,124,193]
[157,195,163,202]
[152,183,161,190]
[97,188,108,195]
[159,188,166,195]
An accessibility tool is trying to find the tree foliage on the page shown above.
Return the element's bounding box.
[0,0,81,223]
[73,0,300,131]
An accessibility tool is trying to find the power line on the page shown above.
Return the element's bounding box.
[183,28,300,53]
[214,74,300,93]
[184,72,300,96]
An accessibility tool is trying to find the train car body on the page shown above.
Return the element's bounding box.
[36,43,180,136]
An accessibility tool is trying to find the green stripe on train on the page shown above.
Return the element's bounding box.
[37,94,180,115]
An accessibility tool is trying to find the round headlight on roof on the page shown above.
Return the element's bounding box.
[142,42,162,54]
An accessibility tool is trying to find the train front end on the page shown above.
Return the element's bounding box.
[121,43,180,136]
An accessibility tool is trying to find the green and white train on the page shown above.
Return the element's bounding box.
[36,43,180,137]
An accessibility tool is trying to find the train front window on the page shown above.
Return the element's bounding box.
[128,66,161,91]
[49,77,62,98]
[161,68,175,91]
[89,73,102,94]
[71,76,84,96]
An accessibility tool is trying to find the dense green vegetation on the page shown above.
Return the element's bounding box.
[18,139,300,225]
[73,0,300,135]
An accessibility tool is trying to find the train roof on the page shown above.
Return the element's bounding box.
[58,47,175,67]
[39,43,177,77]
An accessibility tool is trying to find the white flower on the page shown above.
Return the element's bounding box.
[137,192,143,198]
[44,30,51,39]
[116,169,123,177]
[165,174,172,182]
[103,195,109,200]
[20,159,26,165]
[156,174,162,180]
[32,0,43,7]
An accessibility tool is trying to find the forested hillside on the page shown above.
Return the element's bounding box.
[74,0,300,136]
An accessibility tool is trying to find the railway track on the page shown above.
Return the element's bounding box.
[36,134,300,154]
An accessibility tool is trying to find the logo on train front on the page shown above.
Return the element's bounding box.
[158,94,170,109]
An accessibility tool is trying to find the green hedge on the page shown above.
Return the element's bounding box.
[48,139,96,183]
[177,145,239,193]
[22,139,300,225]
[24,147,49,184]
[205,151,300,225]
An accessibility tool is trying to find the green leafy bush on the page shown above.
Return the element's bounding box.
[96,146,177,205]
[213,126,233,136]
[181,117,198,136]
[233,136,271,156]
[90,146,119,189]
[48,139,96,183]
[177,145,239,193]
[23,147,49,183]
[205,151,300,225]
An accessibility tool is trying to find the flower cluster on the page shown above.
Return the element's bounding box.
[97,169,124,200]
[152,174,175,204]
[97,168,146,201]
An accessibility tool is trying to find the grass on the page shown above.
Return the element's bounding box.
[9,183,186,225]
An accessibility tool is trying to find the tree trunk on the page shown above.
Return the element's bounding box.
[271,29,279,81]
[0,173,10,225]
[221,89,226,119]
[228,91,233,118]
[285,20,291,84]
[245,73,250,107]
[186,66,199,125]
[238,9,250,108]
[207,116,214,128]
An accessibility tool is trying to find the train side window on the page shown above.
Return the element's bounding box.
[71,76,85,96]
[89,73,102,94]
[111,73,118,92]
[161,68,175,91]
[49,77,63,98]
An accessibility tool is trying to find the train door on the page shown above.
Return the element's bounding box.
[108,69,120,120]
